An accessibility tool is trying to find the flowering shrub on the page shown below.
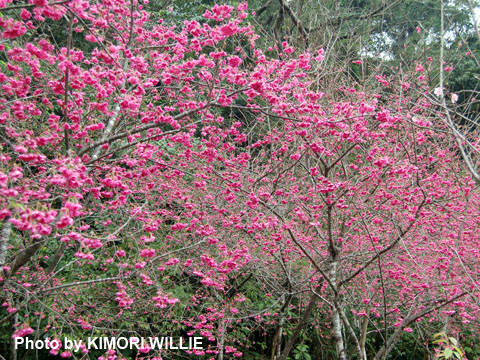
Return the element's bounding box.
[0,1,479,359]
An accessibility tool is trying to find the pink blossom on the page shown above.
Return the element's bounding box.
[12,326,34,338]
[228,56,242,68]
[20,9,31,20]
[2,19,27,39]
[434,87,444,97]
[56,214,74,229]
[165,258,179,266]
[315,48,325,62]
[33,0,48,6]
[139,248,155,258]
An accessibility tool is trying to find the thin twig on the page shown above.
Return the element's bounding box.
[0,0,69,11]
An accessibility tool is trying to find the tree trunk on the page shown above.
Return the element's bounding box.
[359,316,368,360]
[278,291,318,360]
[271,314,285,360]
[10,241,42,276]
[330,261,347,360]
[0,218,11,267]
[10,311,18,360]
[217,318,226,360]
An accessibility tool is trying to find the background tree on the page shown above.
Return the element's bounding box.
[0,1,479,360]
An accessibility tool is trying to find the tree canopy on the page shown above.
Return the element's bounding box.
[0,1,479,360]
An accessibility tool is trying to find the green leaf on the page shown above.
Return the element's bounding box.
[444,348,453,359]
[453,346,463,355]
[449,337,458,346]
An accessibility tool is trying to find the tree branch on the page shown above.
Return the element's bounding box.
[373,292,468,360]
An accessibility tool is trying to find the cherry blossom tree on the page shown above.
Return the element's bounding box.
[0,1,479,359]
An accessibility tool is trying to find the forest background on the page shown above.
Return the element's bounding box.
[0,0,480,359]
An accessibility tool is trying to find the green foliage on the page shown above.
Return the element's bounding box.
[292,343,311,360]
[461,327,480,359]
[146,0,215,26]
[383,330,425,360]
[433,332,465,360]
